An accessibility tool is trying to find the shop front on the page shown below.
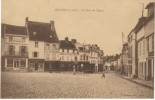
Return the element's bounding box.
[28,59,44,71]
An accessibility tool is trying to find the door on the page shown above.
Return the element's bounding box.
[148,59,151,80]
[14,61,19,69]
[35,63,38,70]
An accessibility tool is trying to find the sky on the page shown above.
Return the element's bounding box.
[2,0,154,55]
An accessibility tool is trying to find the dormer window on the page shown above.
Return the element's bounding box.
[35,42,38,47]
[33,32,36,35]
[9,37,12,41]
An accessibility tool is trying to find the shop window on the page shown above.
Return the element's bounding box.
[21,60,26,67]
[7,59,13,67]
[30,63,34,68]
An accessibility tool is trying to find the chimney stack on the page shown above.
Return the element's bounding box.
[26,17,29,22]
[50,21,54,25]
[71,39,76,43]
[65,37,69,41]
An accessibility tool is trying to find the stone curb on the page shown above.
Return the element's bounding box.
[121,76,154,90]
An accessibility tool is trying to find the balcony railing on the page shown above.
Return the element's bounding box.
[5,51,28,57]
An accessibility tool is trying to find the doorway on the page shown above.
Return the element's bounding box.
[35,63,38,70]
[14,61,19,69]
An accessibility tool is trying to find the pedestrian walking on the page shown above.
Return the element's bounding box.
[73,65,76,75]
[102,66,105,78]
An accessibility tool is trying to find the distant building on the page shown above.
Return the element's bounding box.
[127,29,137,78]
[144,2,154,80]
[59,37,78,71]
[89,44,101,72]
[127,2,154,81]
[121,43,128,75]
[2,24,29,71]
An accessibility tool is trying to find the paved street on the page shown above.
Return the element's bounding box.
[1,71,153,98]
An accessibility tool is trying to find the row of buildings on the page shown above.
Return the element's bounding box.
[120,2,154,81]
[1,17,104,72]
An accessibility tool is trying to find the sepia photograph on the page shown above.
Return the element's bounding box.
[1,0,154,99]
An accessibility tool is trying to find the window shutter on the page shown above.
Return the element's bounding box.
[32,52,34,57]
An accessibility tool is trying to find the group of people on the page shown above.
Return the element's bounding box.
[73,64,106,78]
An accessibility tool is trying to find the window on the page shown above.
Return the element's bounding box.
[33,52,38,58]
[130,35,132,42]
[46,44,49,47]
[62,49,64,52]
[46,53,49,59]
[9,37,12,41]
[83,55,85,61]
[7,59,13,67]
[80,55,83,60]
[75,56,77,61]
[62,56,64,61]
[35,42,38,47]
[20,46,27,55]
[86,56,88,61]
[8,45,15,55]
[22,38,25,42]
[52,53,56,60]
[46,44,49,49]
[143,40,145,54]
[53,44,56,47]
[21,60,26,67]
[33,32,36,35]
[67,49,69,53]
[149,36,152,52]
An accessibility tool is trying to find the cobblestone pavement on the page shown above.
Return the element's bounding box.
[1,71,153,98]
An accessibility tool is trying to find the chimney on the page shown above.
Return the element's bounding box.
[26,17,29,22]
[71,39,76,43]
[65,37,69,41]
[50,21,54,25]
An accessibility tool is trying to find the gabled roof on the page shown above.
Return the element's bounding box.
[60,40,76,49]
[2,23,27,36]
[26,20,59,43]
[145,2,155,9]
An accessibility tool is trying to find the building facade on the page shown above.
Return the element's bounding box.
[59,37,78,71]
[2,24,29,71]
[128,30,137,77]
[144,2,154,80]
[26,17,59,71]
[121,43,128,75]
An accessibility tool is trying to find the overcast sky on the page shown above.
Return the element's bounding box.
[2,0,154,55]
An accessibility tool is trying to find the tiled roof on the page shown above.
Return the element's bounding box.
[60,40,76,49]
[134,17,147,33]
[145,2,155,9]
[2,24,27,36]
[26,21,59,43]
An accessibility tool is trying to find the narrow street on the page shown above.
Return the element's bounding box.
[1,71,153,98]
